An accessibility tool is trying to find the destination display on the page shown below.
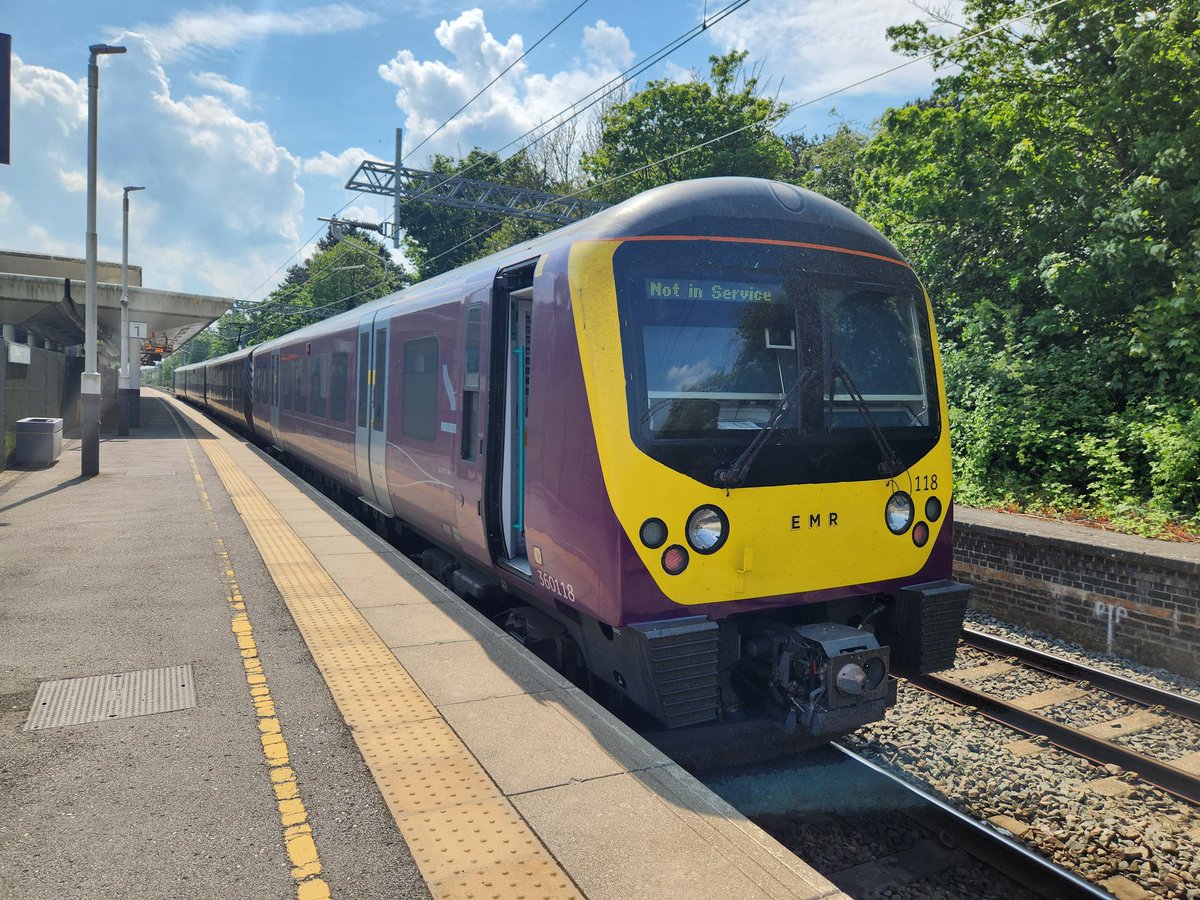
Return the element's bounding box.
[645,278,782,303]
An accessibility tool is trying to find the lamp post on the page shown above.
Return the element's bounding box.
[117,185,144,436]
[82,42,126,476]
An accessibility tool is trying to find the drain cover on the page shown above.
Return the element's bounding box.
[24,665,197,730]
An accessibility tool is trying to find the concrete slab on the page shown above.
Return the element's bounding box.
[301,533,380,556]
[288,518,363,539]
[988,814,1032,838]
[1008,685,1088,710]
[1086,776,1136,797]
[440,689,637,795]
[1004,739,1046,757]
[1171,750,1200,776]
[361,602,474,648]
[1081,711,1164,739]
[395,638,566,707]
[320,552,452,609]
[512,771,843,899]
[946,660,1013,681]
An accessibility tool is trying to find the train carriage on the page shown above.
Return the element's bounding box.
[177,177,971,750]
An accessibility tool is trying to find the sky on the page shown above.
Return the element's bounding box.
[1,1,961,304]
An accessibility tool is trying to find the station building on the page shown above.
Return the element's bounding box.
[0,249,232,467]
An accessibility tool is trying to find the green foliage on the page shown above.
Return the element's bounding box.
[785,125,868,209]
[581,51,791,202]
[856,0,1200,530]
[164,228,407,374]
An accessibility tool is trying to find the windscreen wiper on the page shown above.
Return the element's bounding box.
[715,367,820,489]
[831,362,905,478]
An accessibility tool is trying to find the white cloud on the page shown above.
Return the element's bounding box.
[2,38,306,299]
[582,20,633,69]
[190,71,253,108]
[713,0,964,111]
[303,147,371,179]
[138,3,381,60]
[378,10,633,164]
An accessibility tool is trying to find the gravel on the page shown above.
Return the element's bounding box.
[843,684,1200,897]
[758,807,1039,900]
[967,611,1200,701]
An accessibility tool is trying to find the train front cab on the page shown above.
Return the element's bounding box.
[545,187,971,743]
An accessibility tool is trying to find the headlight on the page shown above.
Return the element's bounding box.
[639,517,667,549]
[885,492,914,534]
[685,505,728,554]
[925,496,943,522]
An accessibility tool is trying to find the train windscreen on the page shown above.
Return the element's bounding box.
[614,239,941,487]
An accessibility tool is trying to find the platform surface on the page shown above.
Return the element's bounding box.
[0,391,845,900]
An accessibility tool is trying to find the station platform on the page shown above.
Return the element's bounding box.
[0,391,845,899]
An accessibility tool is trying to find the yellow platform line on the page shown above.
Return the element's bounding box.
[174,423,330,900]
[173,403,582,899]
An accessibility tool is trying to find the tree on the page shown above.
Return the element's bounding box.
[397,149,557,280]
[857,0,1200,518]
[581,51,791,202]
[785,125,869,209]
[215,228,408,352]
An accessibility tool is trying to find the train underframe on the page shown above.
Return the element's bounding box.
[273,449,970,767]
[410,539,970,765]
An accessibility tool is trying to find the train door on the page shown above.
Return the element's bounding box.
[354,312,395,516]
[484,261,536,575]
[454,289,488,547]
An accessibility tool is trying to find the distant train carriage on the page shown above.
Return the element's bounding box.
[176,177,970,747]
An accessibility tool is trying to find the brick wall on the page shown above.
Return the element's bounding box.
[953,507,1200,680]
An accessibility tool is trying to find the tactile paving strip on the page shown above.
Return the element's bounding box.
[183,418,581,899]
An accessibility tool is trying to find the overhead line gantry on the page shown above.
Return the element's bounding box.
[341,129,609,246]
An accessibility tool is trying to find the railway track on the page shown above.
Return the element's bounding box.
[828,745,1110,899]
[906,630,1200,806]
[704,745,1107,899]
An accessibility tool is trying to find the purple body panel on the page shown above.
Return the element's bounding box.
[381,299,460,542]
[522,247,624,624]
[173,177,957,632]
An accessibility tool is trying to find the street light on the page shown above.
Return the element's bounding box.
[118,185,144,436]
[82,42,126,476]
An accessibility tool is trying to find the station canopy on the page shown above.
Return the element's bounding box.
[0,250,233,363]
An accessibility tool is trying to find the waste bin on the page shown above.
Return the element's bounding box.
[15,417,64,465]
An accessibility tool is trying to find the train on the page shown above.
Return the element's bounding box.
[176,177,970,757]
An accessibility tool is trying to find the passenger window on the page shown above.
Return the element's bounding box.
[294,357,307,415]
[402,336,439,441]
[372,330,387,432]
[310,355,327,418]
[357,333,369,428]
[281,359,293,410]
[461,304,482,460]
[330,351,348,422]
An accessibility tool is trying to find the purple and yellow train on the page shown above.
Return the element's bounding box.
[176,177,970,750]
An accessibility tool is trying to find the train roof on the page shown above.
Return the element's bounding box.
[180,178,909,367]
[566,177,906,263]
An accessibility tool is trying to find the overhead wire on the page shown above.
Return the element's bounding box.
[401,0,592,164]
[232,0,753,344]
[234,0,1067,344]
[376,0,751,232]
[241,0,596,310]
[419,0,1075,267]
